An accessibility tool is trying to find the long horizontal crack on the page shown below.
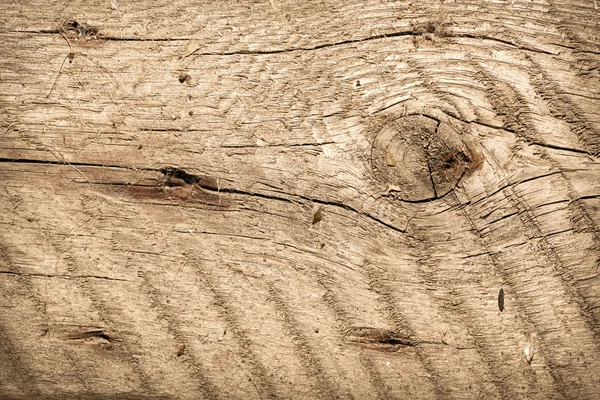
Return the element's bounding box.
[573,194,600,202]
[186,31,416,55]
[0,270,135,282]
[296,194,407,234]
[12,29,558,56]
[161,167,409,234]
[0,157,137,170]
[12,28,415,54]
[530,142,594,156]
[446,33,558,55]
[220,141,335,149]
[0,158,408,234]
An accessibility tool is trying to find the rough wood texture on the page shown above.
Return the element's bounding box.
[1,1,599,399]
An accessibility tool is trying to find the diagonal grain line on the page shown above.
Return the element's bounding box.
[361,263,446,400]
[192,264,281,400]
[139,277,222,400]
[0,243,58,394]
[76,279,156,393]
[472,66,538,143]
[413,249,530,399]
[451,189,573,400]
[470,61,600,391]
[527,56,600,156]
[34,233,158,393]
[0,322,42,397]
[355,354,397,400]
[315,270,381,400]
[0,244,90,393]
[505,183,600,339]
[546,0,600,54]
[391,209,520,400]
[267,284,338,399]
[476,65,600,342]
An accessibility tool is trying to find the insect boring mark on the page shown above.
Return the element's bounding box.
[498,288,505,312]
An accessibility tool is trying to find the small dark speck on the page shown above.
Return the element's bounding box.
[189,110,194,116]
[312,207,323,225]
[138,144,143,149]
[498,288,504,312]
[178,72,191,84]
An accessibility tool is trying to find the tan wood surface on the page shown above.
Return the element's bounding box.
[1,1,599,399]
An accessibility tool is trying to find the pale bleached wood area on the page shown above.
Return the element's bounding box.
[1,0,599,399]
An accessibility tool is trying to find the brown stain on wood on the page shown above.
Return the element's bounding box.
[463,142,484,176]
[119,168,227,207]
[127,183,226,206]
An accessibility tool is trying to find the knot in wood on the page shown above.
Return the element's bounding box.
[370,115,475,202]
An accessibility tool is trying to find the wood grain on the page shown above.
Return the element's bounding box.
[1,0,599,399]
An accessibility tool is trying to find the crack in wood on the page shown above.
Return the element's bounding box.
[64,329,118,343]
[11,29,560,56]
[0,270,135,282]
[371,114,477,202]
[0,159,411,232]
[343,326,415,350]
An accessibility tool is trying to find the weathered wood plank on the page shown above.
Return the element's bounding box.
[1,1,599,399]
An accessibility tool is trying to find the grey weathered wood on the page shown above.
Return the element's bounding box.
[1,0,599,399]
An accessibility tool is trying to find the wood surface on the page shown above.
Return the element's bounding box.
[1,0,599,399]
